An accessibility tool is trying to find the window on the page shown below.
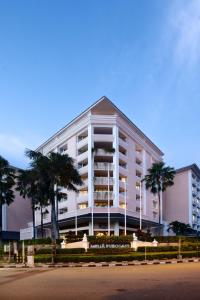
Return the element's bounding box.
[153,211,157,219]
[136,170,142,178]
[136,206,141,212]
[153,201,158,209]
[119,132,127,142]
[59,207,68,214]
[78,203,88,209]
[136,194,140,200]
[136,182,140,190]
[60,144,68,154]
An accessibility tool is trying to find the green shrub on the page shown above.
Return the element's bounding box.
[88,248,134,255]
[36,248,85,255]
[137,246,179,253]
[22,238,63,245]
[181,244,198,251]
[155,236,200,243]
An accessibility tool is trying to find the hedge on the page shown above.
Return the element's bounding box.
[155,236,200,243]
[21,238,63,245]
[137,246,179,253]
[87,248,134,255]
[34,251,198,263]
[36,248,85,255]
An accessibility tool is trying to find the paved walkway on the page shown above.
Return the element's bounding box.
[0,263,200,299]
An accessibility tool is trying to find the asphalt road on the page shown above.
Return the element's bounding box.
[0,263,200,300]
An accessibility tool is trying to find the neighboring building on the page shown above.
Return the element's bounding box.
[163,164,200,232]
[0,167,32,242]
[35,96,164,236]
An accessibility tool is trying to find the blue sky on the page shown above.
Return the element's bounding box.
[0,0,200,169]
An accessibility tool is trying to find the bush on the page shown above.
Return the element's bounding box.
[34,250,199,264]
[137,246,179,253]
[155,236,200,243]
[87,248,134,255]
[36,248,85,255]
[22,238,63,245]
[65,232,83,243]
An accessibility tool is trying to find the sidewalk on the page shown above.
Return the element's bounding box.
[0,257,200,268]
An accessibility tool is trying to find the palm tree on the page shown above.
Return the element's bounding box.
[25,150,83,244]
[16,169,48,239]
[143,161,175,224]
[167,221,191,236]
[0,155,15,232]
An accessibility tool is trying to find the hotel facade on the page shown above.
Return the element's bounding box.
[35,97,164,236]
[163,164,200,232]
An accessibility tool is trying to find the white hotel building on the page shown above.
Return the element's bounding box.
[35,97,164,236]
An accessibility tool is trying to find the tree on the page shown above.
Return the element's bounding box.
[0,155,15,231]
[167,221,191,236]
[25,150,82,245]
[143,162,175,224]
[16,169,48,239]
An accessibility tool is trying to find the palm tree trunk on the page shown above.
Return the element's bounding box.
[0,203,2,232]
[32,203,36,240]
[40,207,44,238]
[51,197,58,264]
[158,192,161,224]
[51,198,58,241]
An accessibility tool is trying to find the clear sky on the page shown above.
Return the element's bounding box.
[0,0,200,169]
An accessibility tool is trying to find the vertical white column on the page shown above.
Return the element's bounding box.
[2,204,7,231]
[88,124,94,235]
[142,149,147,215]
[114,222,119,236]
[113,125,119,207]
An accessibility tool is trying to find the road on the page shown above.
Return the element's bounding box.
[0,263,200,300]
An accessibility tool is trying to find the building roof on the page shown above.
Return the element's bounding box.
[176,164,200,178]
[36,96,164,155]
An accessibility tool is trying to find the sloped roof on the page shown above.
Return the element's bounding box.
[176,163,200,177]
[36,96,164,155]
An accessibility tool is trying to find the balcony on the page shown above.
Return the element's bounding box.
[77,150,88,162]
[94,177,114,186]
[93,134,113,143]
[119,151,127,162]
[93,162,113,171]
[94,191,114,201]
[77,136,88,149]
[93,148,114,157]
[77,194,88,203]
[78,164,88,175]
[136,150,143,161]
[119,137,127,149]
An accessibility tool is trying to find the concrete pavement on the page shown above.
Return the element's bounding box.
[0,263,200,299]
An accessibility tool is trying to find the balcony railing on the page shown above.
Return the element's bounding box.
[94,177,114,185]
[93,163,113,171]
[93,149,114,156]
[94,191,114,200]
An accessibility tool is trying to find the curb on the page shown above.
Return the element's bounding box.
[0,258,200,269]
